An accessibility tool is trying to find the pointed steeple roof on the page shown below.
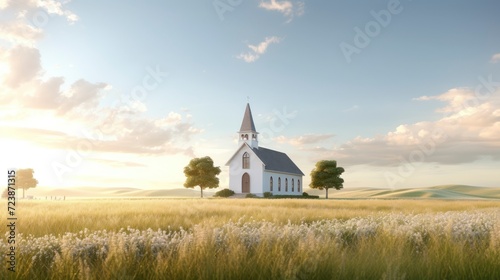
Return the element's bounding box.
[239,103,257,132]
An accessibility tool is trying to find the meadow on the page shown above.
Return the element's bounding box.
[1,199,500,279]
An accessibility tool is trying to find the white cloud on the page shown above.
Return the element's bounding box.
[2,45,42,87]
[37,0,79,23]
[258,0,305,22]
[0,0,77,45]
[414,87,497,114]
[0,21,43,46]
[0,102,201,156]
[259,0,293,16]
[0,2,200,157]
[0,0,78,23]
[154,112,183,127]
[58,79,108,114]
[0,46,106,114]
[490,53,500,63]
[237,36,281,63]
[166,112,182,124]
[311,87,500,167]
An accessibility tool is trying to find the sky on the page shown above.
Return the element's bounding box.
[0,0,499,191]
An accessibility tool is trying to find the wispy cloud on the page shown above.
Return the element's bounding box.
[343,105,360,113]
[0,0,78,45]
[258,0,305,22]
[0,21,43,46]
[237,36,282,63]
[89,158,147,168]
[259,0,293,16]
[0,0,78,23]
[275,133,335,146]
[38,0,79,23]
[490,53,500,63]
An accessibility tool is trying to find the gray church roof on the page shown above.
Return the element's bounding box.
[239,103,257,132]
[252,146,304,176]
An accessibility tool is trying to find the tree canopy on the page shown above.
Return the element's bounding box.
[309,160,345,199]
[16,168,39,198]
[183,156,221,198]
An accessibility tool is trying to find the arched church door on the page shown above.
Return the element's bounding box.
[242,173,250,193]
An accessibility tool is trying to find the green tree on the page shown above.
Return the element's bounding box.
[183,156,221,198]
[16,168,39,199]
[309,160,345,199]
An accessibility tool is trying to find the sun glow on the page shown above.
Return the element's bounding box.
[0,61,9,76]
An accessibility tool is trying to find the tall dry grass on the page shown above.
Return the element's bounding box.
[1,199,499,279]
[10,198,500,237]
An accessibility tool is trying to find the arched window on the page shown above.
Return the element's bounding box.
[244,134,249,140]
[270,177,273,192]
[278,177,281,191]
[292,179,294,192]
[298,180,301,193]
[285,178,288,192]
[242,152,250,169]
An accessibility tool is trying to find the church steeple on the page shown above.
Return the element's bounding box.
[238,103,259,148]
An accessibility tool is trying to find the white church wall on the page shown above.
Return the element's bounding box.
[264,171,303,196]
[228,145,264,194]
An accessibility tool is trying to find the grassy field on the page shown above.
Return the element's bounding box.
[9,199,500,237]
[2,199,500,279]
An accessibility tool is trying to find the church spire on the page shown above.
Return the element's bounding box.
[238,103,259,148]
[239,103,257,132]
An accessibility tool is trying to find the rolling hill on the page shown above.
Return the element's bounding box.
[27,187,214,198]
[23,185,500,200]
[306,185,500,200]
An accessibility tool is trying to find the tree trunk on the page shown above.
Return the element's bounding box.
[325,188,329,199]
[200,187,204,198]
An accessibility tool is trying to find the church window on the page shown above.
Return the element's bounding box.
[244,134,249,140]
[285,178,288,192]
[242,152,250,169]
[278,177,281,191]
[292,179,294,192]
[298,180,301,193]
[270,177,273,192]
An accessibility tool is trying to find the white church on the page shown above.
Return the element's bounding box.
[226,103,304,196]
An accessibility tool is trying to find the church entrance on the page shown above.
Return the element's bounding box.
[242,173,250,193]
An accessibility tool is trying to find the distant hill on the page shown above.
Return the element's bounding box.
[28,187,214,198]
[305,185,500,199]
[25,185,500,199]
